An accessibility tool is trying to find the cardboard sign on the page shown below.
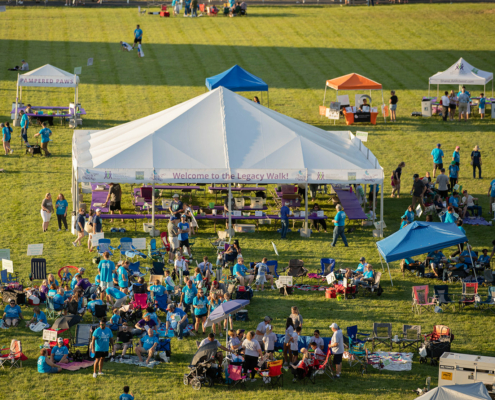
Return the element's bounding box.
[0,249,10,260]
[27,244,43,256]
[74,67,82,75]
[2,259,13,273]
[300,211,305,217]
[356,131,368,142]
[91,232,104,245]
[87,58,93,66]
[255,211,263,217]
[326,109,340,120]
[233,211,242,216]
[132,238,147,250]
[316,210,324,217]
[330,101,341,110]
[43,329,58,342]
[326,272,337,285]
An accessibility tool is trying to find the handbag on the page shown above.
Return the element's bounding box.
[84,221,92,233]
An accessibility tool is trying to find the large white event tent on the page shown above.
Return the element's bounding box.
[72,87,384,234]
[428,58,493,97]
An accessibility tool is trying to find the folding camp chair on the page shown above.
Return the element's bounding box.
[477,286,495,313]
[459,282,478,310]
[287,259,307,284]
[319,258,335,277]
[265,359,283,388]
[0,340,28,369]
[228,364,247,389]
[160,232,171,253]
[150,262,165,276]
[96,239,113,257]
[347,331,368,375]
[71,324,94,351]
[412,285,435,314]
[433,285,457,312]
[112,238,146,261]
[483,270,494,287]
[148,239,164,263]
[30,258,47,281]
[128,261,147,279]
[131,293,148,310]
[140,187,153,203]
[92,304,108,323]
[266,260,279,278]
[372,323,392,351]
[400,325,421,352]
[154,294,168,313]
[315,349,335,379]
[45,296,62,320]
[0,270,17,285]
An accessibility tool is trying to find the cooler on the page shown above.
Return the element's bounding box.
[422,99,432,117]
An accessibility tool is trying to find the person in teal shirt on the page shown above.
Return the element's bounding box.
[135,328,158,364]
[444,207,457,223]
[20,109,30,145]
[331,204,348,247]
[91,319,114,377]
[2,122,12,155]
[95,274,101,286]
[133,24,143,49]
[120,387,134,400]
[37,349,61,374]
[449,161,459,192]
[34,122,52,157]
[402,205,415,223]
[431,143,444,179]
[452,146,460,166]
[51,338,69,363]
[26,306,48,327]
[479,93,486,119]
[354,257,368,273]
[193,289,208,335]
[479,249,490,266]
[180,280,197,313]
[400,216,409,229]
[55,193,69,231]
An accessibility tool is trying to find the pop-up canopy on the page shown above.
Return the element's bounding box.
[415,383,491,400]
[205,65,269,106]
[428,58,493,97]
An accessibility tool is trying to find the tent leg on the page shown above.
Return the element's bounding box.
[379,182,384,237]
[428,83,430,98]
[377,249,393,287]
[437,84,439,99]
[364,184,367,213]
[267,91,269,109]
[468,251,477,281]
[492,80,493,98]
[152,182,155,229]
[323,86,327,107]
[228,182,233,237]
[304,182,309,234]
[381,89,386,123]
[373,185,377,222]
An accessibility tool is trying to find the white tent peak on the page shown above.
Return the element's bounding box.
[429,57,493,86]
[18,64,80,88]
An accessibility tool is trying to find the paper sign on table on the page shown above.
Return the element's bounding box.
[132,238,147,250]
[356,131,368,142]
[91,232,104,245]
[43,329,58,341]
[27,244,43,256]
[87,58,93,66]
[300,211,305,217]
[316,210,324,217]
[0,249,10,260]
[2,259,13,273]
[255,211,263,217]
[74,67,82,75]
[233,211,241,216]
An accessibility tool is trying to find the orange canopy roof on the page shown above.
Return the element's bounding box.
[326,73,382,90]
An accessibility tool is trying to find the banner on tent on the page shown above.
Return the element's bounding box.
[18,76,78,87]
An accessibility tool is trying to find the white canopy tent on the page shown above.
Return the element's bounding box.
[428,58,493,97]
[72,87,384,234]
[14,64,80,125]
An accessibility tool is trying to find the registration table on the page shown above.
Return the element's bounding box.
[12,106,87,126]
[343,109,378,125]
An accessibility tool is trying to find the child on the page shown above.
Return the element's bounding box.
[290,326,302,365]
[255,260,267,292]
[48,284,58,298]
[149,279,166,301]
[449,161,459,192]
[309,341,326,362]
[479,93,486,119]
[174,252,189,286]
[193,267,203,289]
[290,348,310,382]
[262,325,277,360]
[164,270,175,293]
[119,386,134,400]
[283,317,294,366]
[26,306,49,328]
[222,293,233,332]
[400,216,408,229]
[61,267,72,284]
[110,308,122,331]
[2,122,12,155]
[290,306,303,329]
[94,273,101,287]
[39,280,49,302]
[227,329,241,353]
[209,293,222,336]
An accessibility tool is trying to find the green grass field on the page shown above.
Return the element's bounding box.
[1,4,495,399]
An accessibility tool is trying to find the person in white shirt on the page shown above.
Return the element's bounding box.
[254,316,271,349]
[120,42,133,52]
[462,189,482,218]
[198,256,213,281]
[310,330,324,350]
[174,253,189,286]
[310,341,326,362]
[242,331,263,381]
[441,91,450,122]
[262,325,277,360]
[329,323,344,378]
[290,326,302,364]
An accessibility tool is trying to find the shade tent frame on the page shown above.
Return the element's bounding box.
[72,88,384,236]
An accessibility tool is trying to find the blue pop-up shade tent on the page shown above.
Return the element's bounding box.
[205,65,269,106]
[375,221,467,286]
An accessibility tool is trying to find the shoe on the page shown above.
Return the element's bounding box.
[72,242,77,247]
[331,245,335,247]
[9,150,13,154]
[335,374,341,378]
[254,289,258,292]
[98,372,104,375]
[93,373,97,378]
[177,337,182,340]
[110,357,114,362]
[58,229,61,231]
[250,379,256,382]
[271,286,275,290]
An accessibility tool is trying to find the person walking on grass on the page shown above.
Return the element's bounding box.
[471,145,482,179]
[479,93,486,119]
[55,193,69,231]
[411,174,426,213]
[458,86,470,121]
[449,161,459,192]
[391,162,405,198]
[40,193,53,232]
[329,323,344,378]
[331,204,348,247]
[72,208,86,246]
[389,91,398,122]
[2,122,12,155]
[441,91,450,122]
[20,109,30,146]
[452,145,460,169]
[280,201,290,239]
[90,318,114,378]
[431,143,444,179]
[34,122,52,157]
[133,25,143,49]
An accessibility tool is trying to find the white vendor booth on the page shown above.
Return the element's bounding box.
[72,87,384,235]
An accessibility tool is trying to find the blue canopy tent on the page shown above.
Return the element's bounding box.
[376,221,468,286]
[205,65,269,107]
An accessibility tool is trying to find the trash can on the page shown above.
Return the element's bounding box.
[422,99,432,117]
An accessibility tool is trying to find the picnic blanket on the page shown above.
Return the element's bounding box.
[110,354,167,368]
[463,217,490,226]
[367,352,413,371]
[29,322,50,332]
[55,360,94,371]
[294,284,327,291]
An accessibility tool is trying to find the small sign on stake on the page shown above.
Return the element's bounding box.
[74,67,82,75]
[2,259,13,273]
[356,131,368,142]
[87,58,93,66]
[27,244,43,256]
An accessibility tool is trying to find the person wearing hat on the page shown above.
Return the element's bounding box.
[51,338,69,364]
[471,145,482,179]
[166,303,189,340]
[102,183,123,222]
[431,143,444,179]
[254,316,272,350]
[169,194,184,219]
[167,215,179,261]
[355,257,368,274]
[3,299,23,327]
[110,322,133,361]
[411,174,426,213]
[178,215,191,258]
[329,323,344,378]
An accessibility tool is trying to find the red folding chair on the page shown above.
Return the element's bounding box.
[131,293,148,310]
[228,364,247,389]
[0,340,28,369]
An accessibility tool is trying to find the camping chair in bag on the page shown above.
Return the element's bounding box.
[400,325,422,352]
[0,340,28,369]
[319,258,336,277]
[433,285,456,312]
[372,323,392,352]
[477,286,495,313]
[96,239,113,257]
[30,258,47,281]
[148,239,164,263]
[228,364,247,389]
[266,260,279,278]
[287,259,307,284]
[92,304,108,323]
[131,293,148,310]
[459,282,478,310]
[412,285,435,314]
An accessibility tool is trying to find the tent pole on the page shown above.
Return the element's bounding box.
[373,184,377,222]
[228,182,232,237]
[323,85,327,107]
[364,184,367,213]
[492,79,493,98]
[468,249,477,281]
[380,182,384,237]
[437,84,439,99]
[304,182,309,234]
[382,89,385,123]
[428,83,430,97]
[267,91,269,109]
[14,75,19,126]
[152,181,155,229]
[377,248,393,287]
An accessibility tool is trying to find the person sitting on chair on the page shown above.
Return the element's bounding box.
[358,99,371,112]
[133,314,157,337]
[135,328,159,365]
[426,250,446,277]
[355,257,368,274]
[198,256,213,282]
[290,348,310,382]
[479,249,491,267]
[311,203,327,232]
[448,256,470,275]
[51,338,69,364]
[433,194,445,214]
[53,288,68,316]
[233,257,254,286]
[403,257,425,277]
[223,240,241,267]
[461,245,478,265]
[111,322,133,361]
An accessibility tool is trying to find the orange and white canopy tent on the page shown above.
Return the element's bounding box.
[322,73,384,108]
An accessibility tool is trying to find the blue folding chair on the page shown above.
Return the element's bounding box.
[148,239,164,263]
[154,294,168,313]
[266,260,279,278]
[97,239,113,257]
[112,238,146,261]
[346,325,370,374]
[128,261,147,278]
[320,258,335,276]
[0,270,16,285]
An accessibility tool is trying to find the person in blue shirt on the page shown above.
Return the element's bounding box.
[149,279,166,300]
[55,193,69,231]
[449,161,459,192]
[120,386,134,400]
[184,0,191,15]
[232,257,254,286]
[426,250,446,277]
[180,280,197,313]
[452,146,461,167]
[26,306,48,328]
[479,93,486,119]
[444,206,458,224]
[193,289,209,335]
[471,145,482,179]
[487,179,495,219]
[280,201,290,239]
[144,309,160,325]
[70,274,79,290]
[402,205,415,223]
[38,349,61,374]
[431,143,444,179]
[93,208,103,233]
[3,299,23,327]
[118,263,129,293]
[95,274,101,286]
[52,289,68,314]
[2,122,12,155]
[403,257,425,277]
[331,204,348,247]
[109,308,122,331]
[355,257,368,274]
[133,24,143,49]
[34,122,52,157]
[457,219,467,236]
[105,286,127,308]
[51,338,69,364]
[400,216,409,229]
[461,245,478,265]
[20,109,30,145]
[91,318,114,378]
[98,252,115,290]
[88,296,104,315]
[479,249,490,266]
[135,328,158,364]
[178,215,191,257]
[193,267,203,288]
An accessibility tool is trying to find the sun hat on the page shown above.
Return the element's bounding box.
[173,194,179,198]
[95,208,101,212]
[330,323,339,329]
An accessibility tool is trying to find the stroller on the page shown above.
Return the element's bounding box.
[183,341,221,390]
[419,325,454,366]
